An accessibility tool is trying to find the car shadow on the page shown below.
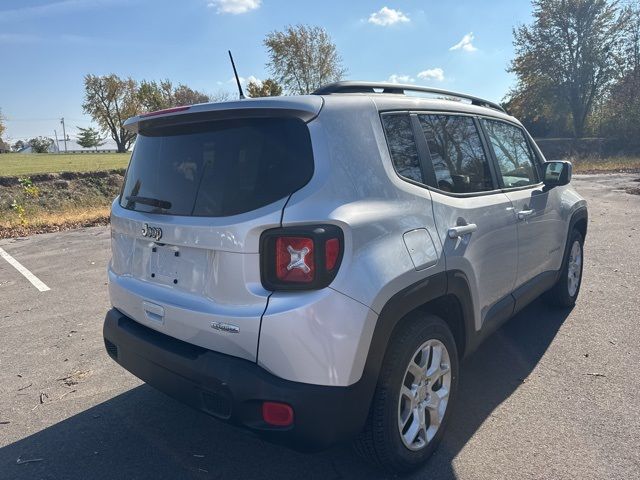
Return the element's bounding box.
[0,298,570,480]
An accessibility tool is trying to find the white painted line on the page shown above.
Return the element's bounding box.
[0,247,50,292]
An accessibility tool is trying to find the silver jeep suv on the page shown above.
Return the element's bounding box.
[103,82,587,472]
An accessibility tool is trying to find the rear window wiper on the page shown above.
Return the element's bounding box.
[126,195,172,210]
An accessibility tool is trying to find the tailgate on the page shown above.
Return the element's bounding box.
[108,112,315,362]
[108,200,283,361]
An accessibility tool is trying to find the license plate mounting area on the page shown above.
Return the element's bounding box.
[149,245,181,285]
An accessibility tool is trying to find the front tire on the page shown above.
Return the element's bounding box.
[355,313,459,473]
[547,229,584,308]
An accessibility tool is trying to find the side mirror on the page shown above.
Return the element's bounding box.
[543,161,572,188]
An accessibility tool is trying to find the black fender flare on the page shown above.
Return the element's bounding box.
[355,269,477,419]
[568,206,588,240]
[557,206,588,282]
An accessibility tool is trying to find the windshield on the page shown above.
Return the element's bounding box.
[120,116,314,217]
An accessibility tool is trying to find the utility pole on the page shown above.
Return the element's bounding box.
[60,117,67,153]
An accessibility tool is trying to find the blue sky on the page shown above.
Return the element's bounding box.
[0,0,534,142]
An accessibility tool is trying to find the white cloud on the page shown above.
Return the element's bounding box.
[368,6,410,26]
[417,68,445,82]
[207,0,260,14]
[450,32,477,52]
[244,75,262,86]
[387,74,415,84]
[227,75,261,86]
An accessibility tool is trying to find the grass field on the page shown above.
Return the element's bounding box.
[0,170,122,238]
[0,153,131,176]
[2,152,639,178]
[570,156,640,174]
[0,150,638,238]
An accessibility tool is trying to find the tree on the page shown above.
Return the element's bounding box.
[209,90,232,103]
[137,79,210,112]
[28,137,54,153]
[503,85,573,137]
[264,24,346,95]
[76,126,105,151]
[599,3,640,141]
[247,78,283,97]
[173,84,209,106]
[621,2,640,73]
[82,74,140,153]
[137,79,173,112]
[509,0,629,137]
[601,70,640,139]
[12,140,25,152]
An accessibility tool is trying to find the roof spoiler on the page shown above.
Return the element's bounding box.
[122,97,324,133]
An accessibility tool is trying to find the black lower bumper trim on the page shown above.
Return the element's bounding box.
[103,309,374,451]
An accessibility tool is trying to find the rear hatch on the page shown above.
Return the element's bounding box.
[108,98,320,362]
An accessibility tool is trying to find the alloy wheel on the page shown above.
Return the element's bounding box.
[567,240,582,297]
[397,339,452,451]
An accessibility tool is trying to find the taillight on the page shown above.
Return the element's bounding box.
[261,225,344,291]
[275,236,315,283]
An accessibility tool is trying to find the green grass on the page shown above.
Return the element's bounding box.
[571,156,640,174]
[0,153,131,176]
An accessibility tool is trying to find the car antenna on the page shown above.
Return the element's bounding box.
[228,50,245,100]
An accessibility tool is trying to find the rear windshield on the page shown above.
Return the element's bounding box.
[120,117,313,217]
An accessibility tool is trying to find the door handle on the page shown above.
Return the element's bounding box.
[517,209,535,220]
[447,224,478,239]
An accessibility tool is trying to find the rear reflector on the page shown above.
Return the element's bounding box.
[275,236,314,283]
[262,402,294,427]
[141,106,190,118]
[325,238,340,270]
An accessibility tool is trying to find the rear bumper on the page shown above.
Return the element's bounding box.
[103,308,373,451]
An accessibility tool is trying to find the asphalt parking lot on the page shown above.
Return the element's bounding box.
[1,174,639,480]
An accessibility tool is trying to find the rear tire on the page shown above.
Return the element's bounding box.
[354,313,459,473]
[547,229,584,308]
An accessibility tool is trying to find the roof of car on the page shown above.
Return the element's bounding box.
[314,81,504,110]
[123,81,519,131]
[314,81,518,123]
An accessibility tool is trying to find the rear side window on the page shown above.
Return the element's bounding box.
[418,114,493,194]
[120,117,313,217]
[381,114,423,184]
[482,119,539,188]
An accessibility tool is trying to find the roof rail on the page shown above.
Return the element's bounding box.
[312,81,506,113]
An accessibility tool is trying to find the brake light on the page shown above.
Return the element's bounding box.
[261,225,344,291]
[275,237,315,283]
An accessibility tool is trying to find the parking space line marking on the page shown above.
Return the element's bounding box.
[0,247,50,292]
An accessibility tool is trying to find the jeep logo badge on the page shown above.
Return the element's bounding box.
[141,223,162,241]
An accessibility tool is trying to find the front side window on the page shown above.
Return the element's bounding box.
[381,114,423,184]
[418,114,493,194]
[483,119,539,188]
